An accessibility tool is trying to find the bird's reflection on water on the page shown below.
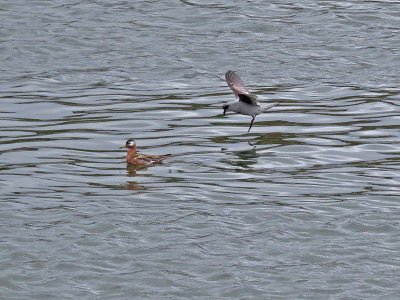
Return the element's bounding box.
[230,147,259,169]
[124,164,148,191]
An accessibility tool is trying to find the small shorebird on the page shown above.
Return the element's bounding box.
[120,139,170,166]
[223,70,277,132]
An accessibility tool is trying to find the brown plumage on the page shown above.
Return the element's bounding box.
[120,139,170,166]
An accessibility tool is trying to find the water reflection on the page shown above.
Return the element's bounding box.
[123,164,147,190]
[229,147,259,169]
[125,180,146,191]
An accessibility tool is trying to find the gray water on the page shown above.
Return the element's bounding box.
[1,1,400,299]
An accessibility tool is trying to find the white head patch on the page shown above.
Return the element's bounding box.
[126,139,136,147]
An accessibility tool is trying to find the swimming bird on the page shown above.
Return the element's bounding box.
[119,139,170,166]
[223,70,277,132]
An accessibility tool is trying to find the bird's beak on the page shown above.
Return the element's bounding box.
[119,145,126,149]
[223,107,227,116]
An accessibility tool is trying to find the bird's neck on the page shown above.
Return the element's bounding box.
[126,146,137,162]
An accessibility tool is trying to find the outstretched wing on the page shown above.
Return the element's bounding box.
[225,70,259,105]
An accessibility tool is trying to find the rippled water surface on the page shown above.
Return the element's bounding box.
[1,1,400,298]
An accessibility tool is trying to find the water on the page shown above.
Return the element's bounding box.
[1,1,400,298]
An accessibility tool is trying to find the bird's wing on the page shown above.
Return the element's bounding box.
[225,70,250,97]
[225,70,259,105]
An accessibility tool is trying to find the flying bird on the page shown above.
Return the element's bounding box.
[223,70,277,132]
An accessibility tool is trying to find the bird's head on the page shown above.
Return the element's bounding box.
[120,138,136,149]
